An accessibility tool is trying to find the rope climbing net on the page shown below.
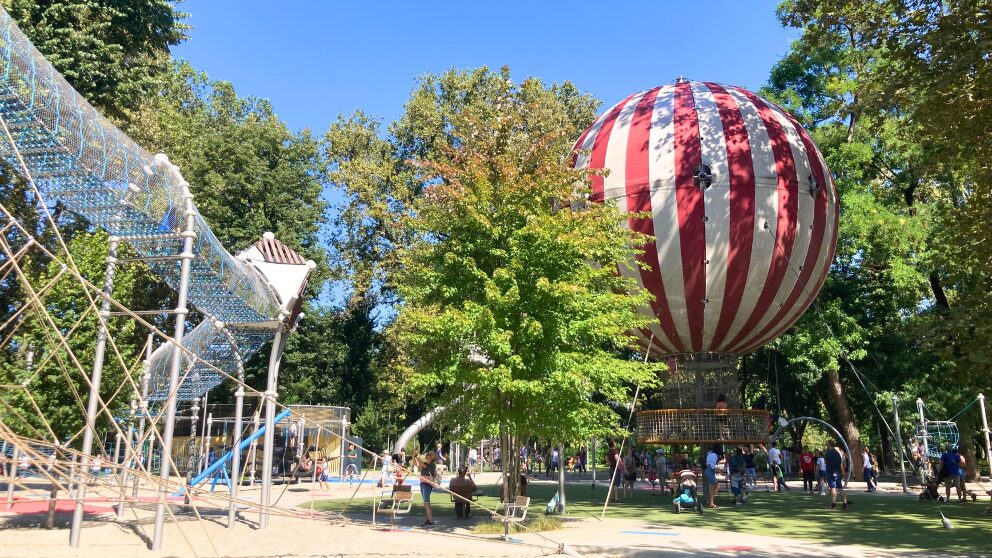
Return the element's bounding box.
[917,421,960,459]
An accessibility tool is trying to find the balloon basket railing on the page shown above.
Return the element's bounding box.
[636,408,771,445]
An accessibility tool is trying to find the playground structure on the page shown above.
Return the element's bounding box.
[0,6,373,553]
[914,395,992,483]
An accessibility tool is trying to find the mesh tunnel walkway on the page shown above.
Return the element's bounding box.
[0,9,298,401]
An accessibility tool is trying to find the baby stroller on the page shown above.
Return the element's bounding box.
[918,478,943,502]
[672,469,703,514]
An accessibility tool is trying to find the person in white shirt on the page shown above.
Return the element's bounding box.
[768,442,782,484]
[862,449,877,492]
[468,447,478,472]
[704,446,721,508]
[816,451,827,495]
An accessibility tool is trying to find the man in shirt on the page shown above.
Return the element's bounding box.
[768,442,782,467]
[468,447,478,472]
[799,446,816,493]
[448,466,477,519]
[940,446,963,502]
[824,440,849,509]
[607,441,620,503]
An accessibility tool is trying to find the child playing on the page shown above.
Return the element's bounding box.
[316,457,330,491]
[773,462,790,492]
[647,466,658,493]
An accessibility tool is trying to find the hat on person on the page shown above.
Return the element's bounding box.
[457,465,468,474]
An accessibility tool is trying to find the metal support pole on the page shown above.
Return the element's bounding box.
[558,444,566,513]
[70,237,118,547]
[591,438,597,487]
[189,396,200,475]
[138,334,155,490]
[111,430,122,476]
[5,445,16,510]
[892,395,908,493]
[202,413,212,474]
[228,385,244,528]
[199,392,210,474]
[978,394,992,482]
[259,325,286,529]
[339,418,347,480]
[917,398,929,483]
[151,191,196,551]
[117,397,137,518]
[249,412,260,487]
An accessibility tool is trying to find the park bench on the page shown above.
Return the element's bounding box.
[377,484,413,528]
[493,495,530,524]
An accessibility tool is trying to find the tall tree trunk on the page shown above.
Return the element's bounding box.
[959,436,979,484]
[879,421,894,472]
[929,271,950,309]
[824,367,864,475]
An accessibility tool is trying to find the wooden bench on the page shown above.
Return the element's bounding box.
[377,484,413,528]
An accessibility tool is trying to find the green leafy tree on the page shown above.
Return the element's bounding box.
[341,68,663,499]
[127,63,329,283]
[3,0,188,121]
[0,231,153,441]
[767,0,992,476]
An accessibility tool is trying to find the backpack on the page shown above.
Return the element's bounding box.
[546,491,562,514]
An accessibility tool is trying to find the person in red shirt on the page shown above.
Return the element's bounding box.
[799,446,816,493]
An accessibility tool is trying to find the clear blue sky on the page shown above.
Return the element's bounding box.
[170,1,796,307]
[171,1,797,133]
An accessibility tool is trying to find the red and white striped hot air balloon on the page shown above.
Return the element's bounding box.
[573,78,838,356]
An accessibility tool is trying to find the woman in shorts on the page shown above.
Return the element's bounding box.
[418,451,438,527]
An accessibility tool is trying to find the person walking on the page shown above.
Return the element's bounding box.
[729,448,748,505]
[622,449,637,501]
[862,448,877,492]
[704,445,721,508]
[799,446,816,493]
[344,443,359,482]
[468,447,478,473]
[768,442,783,483]
[379,450,393,488]
[743,447,757,487]
[825,441,849,510]
[940,446,963,502]
[816,450,827,495]
[419,451,439,527]
[958,452,968,500]
[607,441,621,503]
[317,457,330,491]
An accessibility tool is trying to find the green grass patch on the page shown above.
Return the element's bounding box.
[310,481,992,552]
[472,515,563,534]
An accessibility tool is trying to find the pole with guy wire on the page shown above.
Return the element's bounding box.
[917,398,929,483]
[892,395,908,493]
[978,394,992,483]
[70,236,118,548]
